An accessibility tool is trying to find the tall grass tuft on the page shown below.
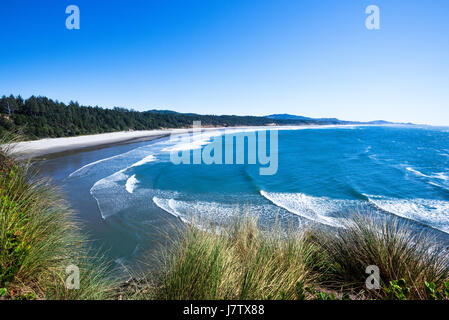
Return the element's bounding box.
[149,214,449,300]
[154,216,326,300]
[310,214,449,299]
[0,134,116,299]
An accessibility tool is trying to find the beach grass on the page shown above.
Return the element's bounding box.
[0,134,116,300]
[309,214,449,299]
[151,216,326,300]
[136,214,449,300]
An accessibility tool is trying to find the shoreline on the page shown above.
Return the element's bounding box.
[9,128,193,160]
[8,126,260,159]
[9,124,385,160]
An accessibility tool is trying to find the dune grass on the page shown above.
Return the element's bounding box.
[151,217,326,300]
[137,214,449,300]
[0,135,116,300]
[309,215,449,299]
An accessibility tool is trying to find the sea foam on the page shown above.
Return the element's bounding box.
[260,191,347,228]
[125,175,139,194]
[366,195,449,234]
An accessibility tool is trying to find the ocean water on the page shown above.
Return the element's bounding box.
[37,125,449,268]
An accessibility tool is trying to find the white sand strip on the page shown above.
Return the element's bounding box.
[7,126,251,159]
[7,124,363,159]
[9,129,191,159]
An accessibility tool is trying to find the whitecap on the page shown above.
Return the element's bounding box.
[434,172,449,181]
[130,155,157,168]
[158,125,362,154]
[161,131,226,153]
[259,191,346,228]
[151,194,283,227]
[152,197,190,224]
[406,167,449,182]
[89,153,157,218]
[406,167,429,178]
[125,175,139,194]
[366,195,449,234]
[90,169,129,219]
[68,154,122,178]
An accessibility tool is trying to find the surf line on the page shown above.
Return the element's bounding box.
[168,121,279,175]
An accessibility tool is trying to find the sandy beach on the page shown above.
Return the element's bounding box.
[9,129,194,159]
[8,124,369,160]
[8,126,256,159]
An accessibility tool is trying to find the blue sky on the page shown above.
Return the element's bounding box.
[1,0,448,125]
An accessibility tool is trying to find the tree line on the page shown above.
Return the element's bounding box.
[0,95,313,140]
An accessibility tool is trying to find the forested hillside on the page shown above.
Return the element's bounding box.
[0,95,312,140]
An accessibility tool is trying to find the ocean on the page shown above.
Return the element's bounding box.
[36,125,449,269]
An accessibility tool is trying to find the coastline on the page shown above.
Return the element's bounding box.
[9,124,381,160]
[7,125,260,159]
[9,128,192,160]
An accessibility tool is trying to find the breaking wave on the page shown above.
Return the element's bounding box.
[406,167,448,181]
[259,191,348,228]
[68,154,122,178]
[125,175,139,194]
[130,155,157,168]
[366,195,449,234]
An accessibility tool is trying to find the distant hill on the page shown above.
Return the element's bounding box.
[265,114,402,125]
[266,114,346,124]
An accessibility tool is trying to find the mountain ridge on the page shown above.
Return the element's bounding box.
[265,114,411,125]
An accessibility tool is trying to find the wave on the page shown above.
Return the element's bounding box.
[406,167,429,178]
[70,125,368,178]
[152,197,190,224]
[406,167,448,181]
[152,194,283,227]
[160,130,227,153]
[125,175,139,194]
[405,167,449,192]
[153,196,238,220]
[68,144,159,179]
[428,181,449,194]
[90,169,129,219]
[158,125,362,154]
[130,155,156,167]
[89,153,156,211]
[434,172,449,181]
[68,154,122,178]
[89,153,159,218]
[72,125,365,179]
[366,195,449,234]
[158,128,267,153]
[439,153,449,158]
[260,191,346,228]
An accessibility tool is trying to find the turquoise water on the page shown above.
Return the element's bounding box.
[38,125,449,267]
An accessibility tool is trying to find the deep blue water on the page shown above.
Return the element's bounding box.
[38,125,449,267]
